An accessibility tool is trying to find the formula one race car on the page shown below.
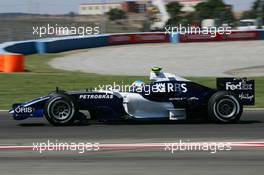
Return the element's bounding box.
[9,67,255,125]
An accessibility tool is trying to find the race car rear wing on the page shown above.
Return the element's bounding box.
[217,78,255,105]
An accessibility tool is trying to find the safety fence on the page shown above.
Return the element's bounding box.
[179,30,262,42]
[0,30,263,72]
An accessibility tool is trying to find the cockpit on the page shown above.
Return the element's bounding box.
[131,67,189,88]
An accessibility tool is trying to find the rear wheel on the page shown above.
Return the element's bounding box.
[208,91,243,123]
[44,93,77,126]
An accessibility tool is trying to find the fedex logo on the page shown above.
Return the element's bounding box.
[225,82,253,91]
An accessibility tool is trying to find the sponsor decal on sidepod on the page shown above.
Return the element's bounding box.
[79,94,114,100]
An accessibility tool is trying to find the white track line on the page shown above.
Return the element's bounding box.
[1,109,264,112]
[0,142,263,150]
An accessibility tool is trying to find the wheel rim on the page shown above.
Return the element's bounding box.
[216,98,237,119]
[50,100,71,120]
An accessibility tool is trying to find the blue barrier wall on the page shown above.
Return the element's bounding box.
[36,35,109,53]
[1,41,37,55]
[170,33,179,43]
[0,30,263,55]
[260,30,264,40]
[0,33,171,55]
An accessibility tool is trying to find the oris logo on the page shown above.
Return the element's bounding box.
[225,82,253,91]
[15,107,34,113]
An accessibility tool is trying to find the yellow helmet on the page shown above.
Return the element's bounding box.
[151,66,162,73]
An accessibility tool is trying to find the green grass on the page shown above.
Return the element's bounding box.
[0,53,263,109]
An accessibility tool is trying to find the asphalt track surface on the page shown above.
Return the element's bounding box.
[50,41,264,77]
[0,110,263,175]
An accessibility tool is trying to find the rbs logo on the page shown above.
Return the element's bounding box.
[15,107,33,113]
[153,83,187,93]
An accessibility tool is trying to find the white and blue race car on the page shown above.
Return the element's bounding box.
[9,67,255,125]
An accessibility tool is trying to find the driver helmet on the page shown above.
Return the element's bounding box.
[151,66,162,74]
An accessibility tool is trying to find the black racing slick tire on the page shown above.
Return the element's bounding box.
[44,93,77,126]
[208,91,243,123]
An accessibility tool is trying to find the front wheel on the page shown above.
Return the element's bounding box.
[208,91,243,123]
[44,93,77,126]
